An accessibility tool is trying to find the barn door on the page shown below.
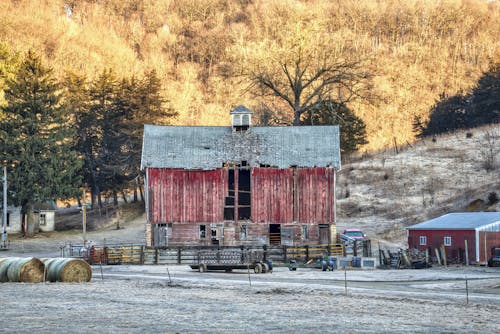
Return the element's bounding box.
[154,224,169,247]
[319,224,329,245]
[269,224,281,245]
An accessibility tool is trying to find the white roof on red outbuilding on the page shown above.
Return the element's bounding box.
[407,212,500,230]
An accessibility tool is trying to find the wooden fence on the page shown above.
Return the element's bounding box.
[71,243,350,265]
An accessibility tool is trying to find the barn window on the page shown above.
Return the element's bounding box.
[419,236,426,246]
[39,213,47,226]
[444,236,452,246]
[302,225,309,240]
[199,225,206,239]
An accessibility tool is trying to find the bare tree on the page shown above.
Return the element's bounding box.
[236,18,373,125]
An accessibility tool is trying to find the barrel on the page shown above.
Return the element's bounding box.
[6,257,45,283]
[42,258,92,282]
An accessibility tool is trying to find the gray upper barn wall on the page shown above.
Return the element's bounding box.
[141,124,341,170]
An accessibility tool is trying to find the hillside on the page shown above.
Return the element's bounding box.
[0,0,498,150]
[336,124,500,248]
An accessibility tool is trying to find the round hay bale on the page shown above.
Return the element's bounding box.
[6,257,44,283]
[43,258,92,282]
[0,258,18,282]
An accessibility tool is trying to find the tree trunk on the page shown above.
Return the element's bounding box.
[121,190,128,203]
[133,185,138,202]
[293,108,301,126]
[23,203,37,237]
[139,184,144,202]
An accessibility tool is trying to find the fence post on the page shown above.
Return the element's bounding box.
[283,245,287,263]
[155,248,159,265]
[177,247,181,264]
[305,245,309,262]
[263,245,267,262]
[140,246,144,265]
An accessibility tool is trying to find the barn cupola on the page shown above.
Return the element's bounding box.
[230,105,253,132]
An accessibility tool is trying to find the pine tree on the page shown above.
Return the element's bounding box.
[0,51,81,236]
[301,100,368,156]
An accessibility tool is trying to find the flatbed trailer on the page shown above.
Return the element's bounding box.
[190,249,272,273]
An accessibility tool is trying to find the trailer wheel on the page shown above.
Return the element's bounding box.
[199,263,207,273]
[254,263,262,274]
[261,263,269,273]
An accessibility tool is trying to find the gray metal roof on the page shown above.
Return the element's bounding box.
[230,105,253,114]
[407,212,500,230]
[141,124,341,170]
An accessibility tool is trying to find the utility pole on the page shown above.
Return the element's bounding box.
[82,188,87,247]
[1,162,8,250]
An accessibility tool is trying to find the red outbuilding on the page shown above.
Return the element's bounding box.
[141,106,341,247]
[407,212,500,264]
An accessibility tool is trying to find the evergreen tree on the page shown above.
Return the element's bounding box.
[301,100,368,156]
[0,51,81,236]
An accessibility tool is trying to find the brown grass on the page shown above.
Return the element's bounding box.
[0,0,498,150]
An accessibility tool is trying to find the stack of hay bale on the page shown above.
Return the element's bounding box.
[0,257,92,283]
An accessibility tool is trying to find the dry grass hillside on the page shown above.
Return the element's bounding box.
[0,0,498,150]
[336,124,500,247]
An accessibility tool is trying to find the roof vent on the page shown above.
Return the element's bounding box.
[230,105,253,132]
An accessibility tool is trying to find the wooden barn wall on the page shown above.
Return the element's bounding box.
[251,168,293,223]
[408,230,476,263]
[148,168,228,224]
[296,168,335,223]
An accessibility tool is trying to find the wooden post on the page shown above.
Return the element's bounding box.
[465,276,469,305]
[464,240,469,266]
[441,244,447,267]
[425,248,429,265]
[435,248,441,265]
[344,265,347,295]
[177,247,181,264]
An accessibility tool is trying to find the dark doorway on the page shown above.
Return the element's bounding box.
[224,169,235,220]
[269,224,281,245]
[238,169,251,220]
[224,165,252,221]
[319,224,329,245]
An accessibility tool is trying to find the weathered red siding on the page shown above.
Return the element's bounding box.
[148,168,228,223]
[408,230,476,263]
[297,168,335,223]
[251,168,293,223]
[250,167,335,224]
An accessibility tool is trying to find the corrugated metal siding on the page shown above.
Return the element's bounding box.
[297,168,335,223]
[251,168,293,223]
[148,168,228,223]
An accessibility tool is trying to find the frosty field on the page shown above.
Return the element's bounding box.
[1,264,499,334]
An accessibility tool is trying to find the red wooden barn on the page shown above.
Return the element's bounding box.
[407,212,500,264]
[141,106,341,247]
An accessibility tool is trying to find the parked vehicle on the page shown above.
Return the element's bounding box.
[487,248,500,267]
[340,229,367,242]
[190,249,272,273]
